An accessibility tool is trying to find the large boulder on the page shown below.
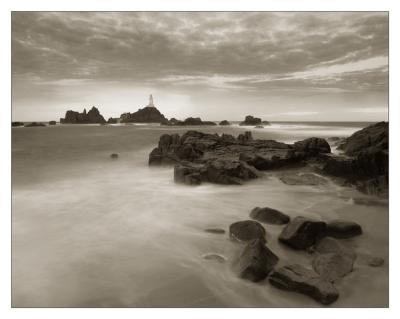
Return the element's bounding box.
[269,264,339,305]
[250,207,290,225]
[312,252,354,283]
[338,121,388,155]
[174,163,205,185]
[279,217,326,250]
[325,220,362,239]
[229,220,266,243]
[120,106,167,123]
[233,239,279,282]
[314,237,356,260]
[294,137,331,155]
[239,115,262,126]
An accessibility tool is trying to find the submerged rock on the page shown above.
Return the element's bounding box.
[269,264,339,305]
[110,153,119,159]
[312,252,354,283]
[279,172,327,186]
[202,253,227,263]
[279,217,326,250]
[204,228,225,234]
[229,220,266,243]
[250,207,290,225]
[233,239,278,282]
[49,120,56,125]
[325,220,362,239]
[24,122,46,127]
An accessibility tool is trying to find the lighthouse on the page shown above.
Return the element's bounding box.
[148,94,154,107]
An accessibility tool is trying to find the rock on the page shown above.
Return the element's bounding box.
[110,153,119,159]
[233,239,278,282]
[205,159,260,185]
[219,120,231,125]
[325,220,362,239]
[229,220,266,243]
[294,137,331,155]
[49,121,56,125]
[204,228,225,234]
[202,253,227,263]
[250,207,290,225]
[262,120,271,125]
[279,172,327,186]
[237,131,253,143]
[60,107,106,124]
[24,122,46,127]
[338,121,388,156]
[279,217,326,250]
[239,115,262,126]
[312,253,354,283]
[107,117,118,124]
[365,256,385,267]
[12,122,24,127]
[120,106,167,123]
[269,264,339,305]
[162,117,217,126]
[314,237,356,260]
[255,125,264,129]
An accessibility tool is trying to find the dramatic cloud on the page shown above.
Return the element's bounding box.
[12,12,388,121]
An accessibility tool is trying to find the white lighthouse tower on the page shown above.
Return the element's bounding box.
[148,94,154,107]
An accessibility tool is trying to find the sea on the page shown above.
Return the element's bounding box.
[11,121,388,307]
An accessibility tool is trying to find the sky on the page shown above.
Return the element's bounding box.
[12,12,388,122]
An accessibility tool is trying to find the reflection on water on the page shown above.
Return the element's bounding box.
[12,123,388,307]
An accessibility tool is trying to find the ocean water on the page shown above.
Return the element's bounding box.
[11,122,388,307]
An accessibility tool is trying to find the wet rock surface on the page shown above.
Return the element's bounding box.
[269,264,339,305]
[233,239,278,282]
[250,207,290,225]
[312,253,354,283]
[279,217,326,250]
[229,220,266,243]
[325,220,362,239]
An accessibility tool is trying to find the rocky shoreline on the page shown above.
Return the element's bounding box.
[147,121,388,305]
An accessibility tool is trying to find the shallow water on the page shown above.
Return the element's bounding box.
[12,123,388,307]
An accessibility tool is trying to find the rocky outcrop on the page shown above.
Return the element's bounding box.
[12,122,24,127]
[279,217,326,250]
[149,130,331,185]
[120,106,167,123]
[323,122,388,196]
[233,239,279,282]
[239,115,262,126]
[250,207,290,225]
[269,264,339,305]
[229,220,266,243]
[219,120,231,126]
[325,220,362,239]
[60,107,106,124]
[49,121,56,125]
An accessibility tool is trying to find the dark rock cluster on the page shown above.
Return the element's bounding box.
[161,117,217,126]
[149,130,331,185]
[24,122,46,127]
[12,122,24,127]
[323,122,388,196]
[200,205,383,305]
[60,107,106,124]
[49,121,57,125]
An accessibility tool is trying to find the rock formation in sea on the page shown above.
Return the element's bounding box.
[49,121,56,125]
[120,95,168,123]
[219,120,231,126]
[149,130,330,185]
[323,121,388,196]
[12,122,24,127]
[24,122,46,127]
[239,115,262,126]
[107,117,118,124]
[60,107,106,124]
[162,117,217,126]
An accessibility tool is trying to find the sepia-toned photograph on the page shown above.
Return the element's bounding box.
[11,11,388,308]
